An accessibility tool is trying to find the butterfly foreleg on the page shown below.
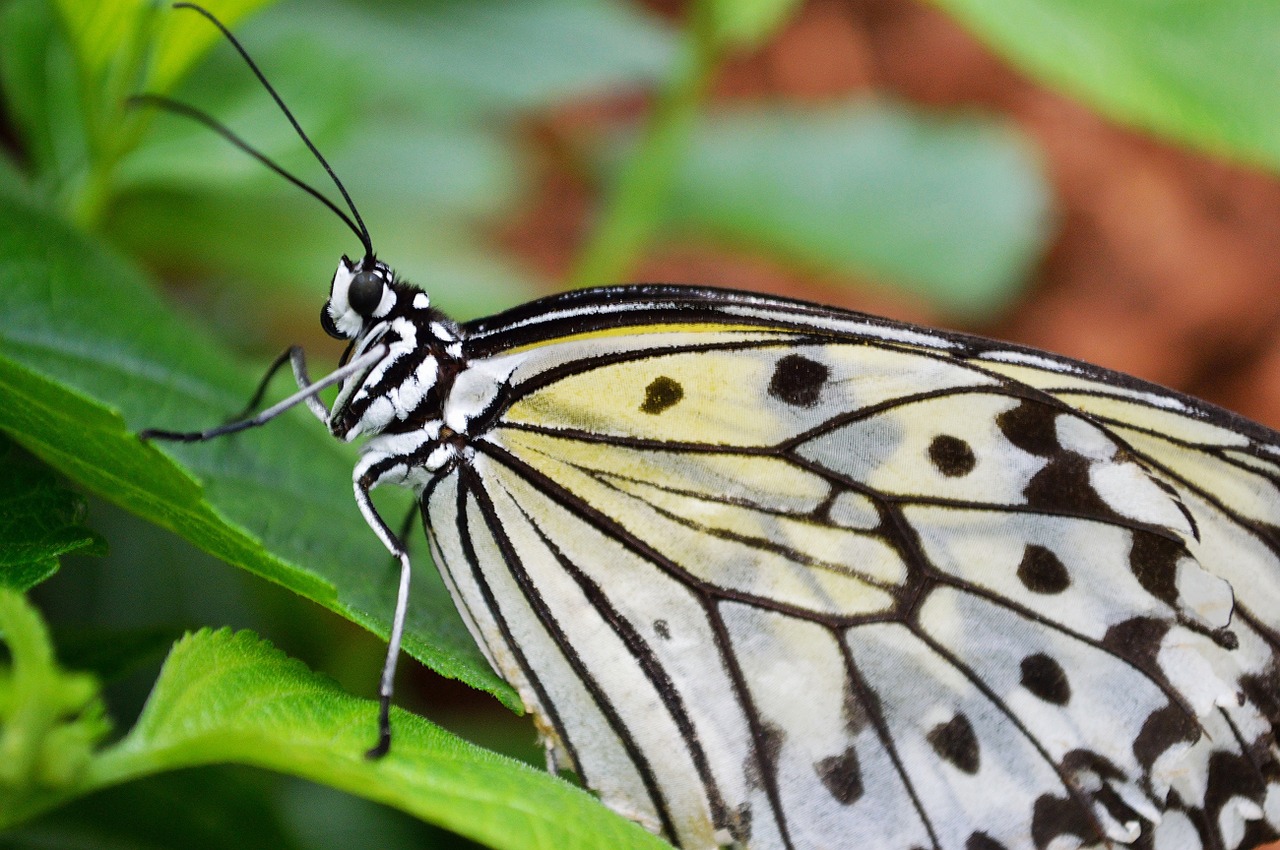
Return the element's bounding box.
[229,344,328,424]
[140,344,387,443]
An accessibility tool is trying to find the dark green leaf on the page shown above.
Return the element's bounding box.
[0,185,514,706]
[0,0,87,201]
[0,441,104,592]
[0,767,305,850]
[51,626,179,684]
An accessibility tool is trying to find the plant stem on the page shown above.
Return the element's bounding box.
[567,18,721,289]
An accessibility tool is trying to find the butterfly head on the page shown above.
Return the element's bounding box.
[320,253,461,445]
[322,255,406,339]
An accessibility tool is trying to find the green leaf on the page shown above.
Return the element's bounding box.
[0,0,88,200]
[0,183,514,707]
[6,629,670,850]
[0,589,111,809]
[698,0,804,50]
[102,0,676,320]
[0,441,105,592]
[930,0,1280,171]
[143,0,278,94]
[659,101,1051,317]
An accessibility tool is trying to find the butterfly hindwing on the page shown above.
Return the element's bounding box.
[422,286,1280,850]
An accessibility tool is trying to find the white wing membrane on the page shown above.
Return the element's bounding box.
[421,288,1280,850]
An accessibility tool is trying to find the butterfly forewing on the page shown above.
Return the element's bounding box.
[418,286,1280,850]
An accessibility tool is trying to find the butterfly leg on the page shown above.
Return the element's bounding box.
[226,345,329,424]
[352,459,415,760]
[140,344,386,442]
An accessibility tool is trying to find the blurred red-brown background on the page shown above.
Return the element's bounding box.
[503,0,1280,432]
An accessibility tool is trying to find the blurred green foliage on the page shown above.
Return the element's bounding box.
[0,0,1274,846]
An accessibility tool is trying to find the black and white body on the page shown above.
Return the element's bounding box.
[144,6,1280,849]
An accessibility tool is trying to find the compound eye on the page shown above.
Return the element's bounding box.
[347,270,384,316]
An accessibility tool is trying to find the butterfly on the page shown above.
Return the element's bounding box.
[144,5,1280,850]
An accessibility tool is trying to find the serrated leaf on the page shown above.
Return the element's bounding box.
[931,0,1280,171]
[0,441,104,592]
[10,629,670,850]
[0,184,514,707]
[658,101,1050,317]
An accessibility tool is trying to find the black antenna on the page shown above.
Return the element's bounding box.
[129,94,367,245]
[169,2,374,258]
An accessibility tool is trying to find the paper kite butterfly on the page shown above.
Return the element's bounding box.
[142,5,1280,849]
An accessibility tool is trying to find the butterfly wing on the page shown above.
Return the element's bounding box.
[424,286,1280,850]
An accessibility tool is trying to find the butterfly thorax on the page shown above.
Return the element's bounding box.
[322,256,473,484]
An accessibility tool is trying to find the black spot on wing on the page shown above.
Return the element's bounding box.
[929,435,976,477]
[966,832,1009,850]
[927,713,980,774]
[1239,817,1280,850]
[815,746,864,805]
[769,353,829,408]
[640,376,683,414]
[1129,532,1185,610]
[1020,653,1071,705]
[996,400,1131,517]
[1240,666,1280,726]
[653,619,671,640]
[1023,451,1120,518]
[1031,792,1096,850]
[1016,544,1071,594]
[1132,702,1199,771]
[996,400,1061,457]
[842,683,872,737]
[1102,617,1170,671]
[1202,747,1270,824]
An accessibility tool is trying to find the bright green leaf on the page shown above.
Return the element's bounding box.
[6,629,671,850]
[931,0,1280,171]
[699,0,803,50]
[53,0,153,84]
[0,185,514,707]
[143,0,278,94]
[0,589,110,810]
[658,101,1051,317]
